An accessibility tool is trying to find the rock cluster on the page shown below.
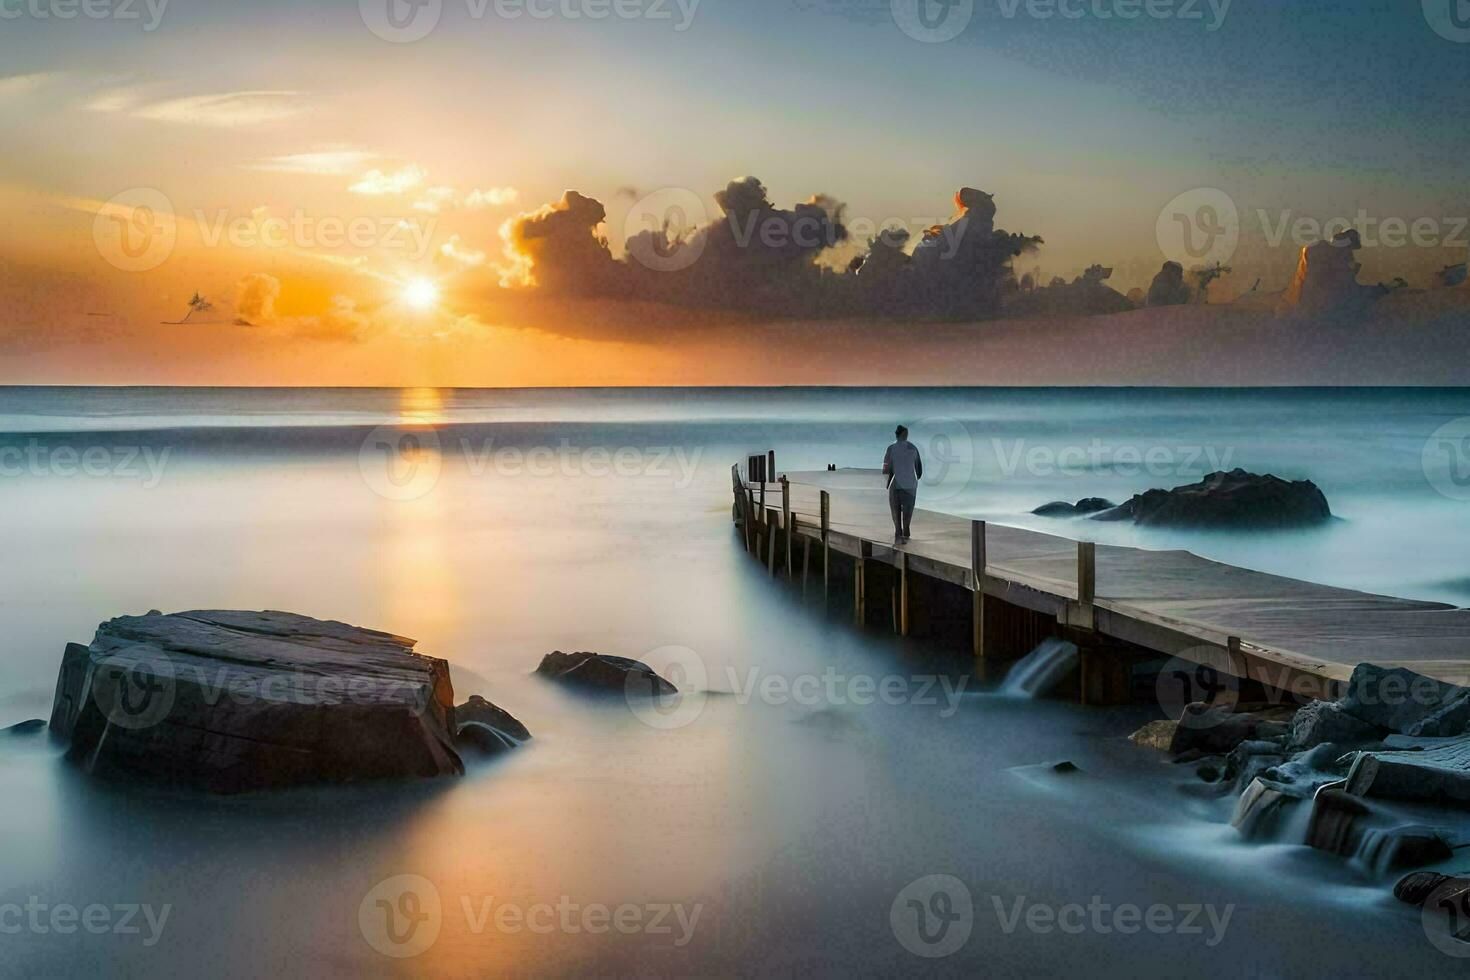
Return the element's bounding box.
[1092,469,1331,529]
[1032,497,1115,518]
[536,651,678,697]
[1133,662,1470,880]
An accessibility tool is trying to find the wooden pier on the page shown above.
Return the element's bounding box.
[733,456,1470,703]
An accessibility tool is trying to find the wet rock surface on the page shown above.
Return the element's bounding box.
[536,651,678,697]
[49,610,464,793]
[1092,469,1331,529]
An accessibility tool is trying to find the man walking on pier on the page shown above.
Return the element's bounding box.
[883,425,923,544]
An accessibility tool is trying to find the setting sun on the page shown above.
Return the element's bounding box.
[402,277,440,311]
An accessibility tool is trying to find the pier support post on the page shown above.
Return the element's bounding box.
[820,491,831,607]
[744,488,756,555]
[1075,541,1097,631]
[854,541,870,627]
[971,521,987,660]
[802,535,812,599]
[766,507,778,576]
[896,550,909,637]
[781,478,792,579]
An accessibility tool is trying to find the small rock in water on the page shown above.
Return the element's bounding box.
[1032,497,1116,518]
[536,651,678,697]
[3,719,46,737]
[1128,719,1178,752]
[1395,871,1470,907]
[1051,761,1081,774]
[454,695,531,757]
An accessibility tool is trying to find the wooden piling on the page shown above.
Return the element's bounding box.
[897,550,910,637]
[802,534,812,599]
[781,478,792,578]
[854,541,870,626]
[1076,540,1097,631]
[970,520,988,659]
[766,507,778,576]
[820,490,831,606]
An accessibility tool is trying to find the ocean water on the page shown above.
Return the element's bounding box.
[1,386,1468,977]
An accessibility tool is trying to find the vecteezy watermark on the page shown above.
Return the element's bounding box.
[621,188,969,273]
[93,188,176,273]
[0,898,171,946]
[358,426,705,502]
[0,441,172,488]
[194,208,438,261]
[1255,209,1470,252]
[1156,187,1240,267]
[1423,417,1470,502]
[891,0,974,43]
[988,439,1235,480]
[990,895,1234,946]
[1423,0,1470,43]
[359,0,701,43]
[890,876,1235,958]
[358,875,704,959]
[0,0,169,30]
[724,667,968,717]
[1421,877,1470,957]
[890,875,974,958]
[623,187,710,273]
[892,0,1230,42]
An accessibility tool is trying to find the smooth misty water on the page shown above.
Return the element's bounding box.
[1,386,1468,978]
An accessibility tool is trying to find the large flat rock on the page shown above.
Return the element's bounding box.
[50,610,463,793]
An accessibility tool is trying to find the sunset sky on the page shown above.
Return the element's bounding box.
[2,0,1467,385]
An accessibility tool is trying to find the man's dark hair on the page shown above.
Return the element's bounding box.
[895,425,909,439]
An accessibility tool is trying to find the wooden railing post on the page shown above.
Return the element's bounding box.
[971,520,987,659]
[1078,541,1096,606]
[854,540,870,627]
[766,507,778,576]
[781,477,792,578]
[820,490,831,606]
[897,550,909,637]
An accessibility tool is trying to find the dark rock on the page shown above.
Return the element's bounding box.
[1344,737,1470,806]
[1091,469,1331,530]
[1222,739,1286,790]
[1341,663,1467,735]
[1172,701,1300,755]
[1232,778,1295,839]
[3,719,46,736]
[536,651,677,697]
[455,695,531,742]
[1051,760,1081,774]
[453,695,530,757]
[1408,691,1470,738]
[1128,719,1177,751]
[457,721,522,756]
[1288,699,1383,751]
[49,610,462,794]
[1033,497,1116,518]
[1307,787,1453,871]
[1395,871,1470,907]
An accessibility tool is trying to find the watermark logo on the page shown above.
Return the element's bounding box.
[626,645,709,730]
[892,0,973,42]
[359,426,444,502]
[1423,418,1470,502]
[90,655,177,732]
[0,0,169,30]
[1156,187,1239,267]
[94,188,176,273]
[1423,0,1470,43]
[1154,648,1240,729]
[912,416,976,504]
[359,875,443,959]
[890,874,973,958]
[624,187,709,273]
[360,0,443,42]
[0,898,171,946]
[1421,878,1470,957]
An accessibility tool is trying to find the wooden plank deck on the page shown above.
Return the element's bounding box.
[742,467,1470,693]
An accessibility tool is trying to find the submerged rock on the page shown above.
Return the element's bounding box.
[1395,871,1470,908]
[454,695,531,757]
[1306,786,1453,872]
[1032,497,1115,518]
[1128,719,1178,752]
[536,651,677,697]
[49,610,463,793]
[3,719,46,737]
[1092,469,1331,529]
